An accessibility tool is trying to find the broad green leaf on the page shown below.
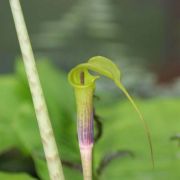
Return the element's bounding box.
[35,60,79,161]
[95,99,180,180]
[12,103,43,155]
[33,157,49,180]
[15,59,79,159]
[0,75,22,152]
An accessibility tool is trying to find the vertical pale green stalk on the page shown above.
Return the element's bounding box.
[9,0,65,179]
[76,85,93,180]
[69,70,98,180]
[68,56,154,180]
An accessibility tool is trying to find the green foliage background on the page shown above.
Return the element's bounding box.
[0,60,179,179]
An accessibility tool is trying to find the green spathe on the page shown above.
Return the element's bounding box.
[68,56,154,168]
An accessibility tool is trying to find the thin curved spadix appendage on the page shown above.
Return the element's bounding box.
[68,56,154,180]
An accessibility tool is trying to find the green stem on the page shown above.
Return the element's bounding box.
[80,146,93,180]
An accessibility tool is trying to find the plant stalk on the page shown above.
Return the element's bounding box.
[73,71,94,180]
[80,146,93,180]
[9,0,65,179]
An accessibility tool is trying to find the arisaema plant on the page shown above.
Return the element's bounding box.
[68,56,154,180]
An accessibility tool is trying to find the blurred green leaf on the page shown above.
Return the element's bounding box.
[14,59,79,156]
[94,99,180,180]
[0,172,35,180]
[12,103,42,155]
[33,157,49,180]
[0,75,22,152]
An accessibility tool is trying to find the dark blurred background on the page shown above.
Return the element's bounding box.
[0,0,180,97]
